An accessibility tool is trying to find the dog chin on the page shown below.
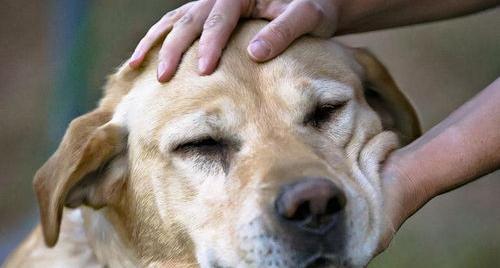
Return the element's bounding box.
[194,217,374,268]
[202,252,360,268]
[209,257,344,268]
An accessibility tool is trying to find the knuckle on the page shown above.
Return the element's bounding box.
[301,0,325,19]
[241,0,257,17]
[175,13,194,27]
[268,21,292,43]
[198,37,210,48]
[137,38,148,48]
[141,33,155,45]
[146,22,159,35]
[163,9,177,20]
[159,45,172,58]
[198,33,215,49]
[204,13,224,29]
[198,42,210,54]
[311,25,335,37]
[158,50,167,59]
[198,38,216,52]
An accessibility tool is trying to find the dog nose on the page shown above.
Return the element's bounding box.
[275,178,346,233]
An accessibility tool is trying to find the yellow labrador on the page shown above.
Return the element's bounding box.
[4,21,420,268]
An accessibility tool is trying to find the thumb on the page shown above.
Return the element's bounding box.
[247,0,324,62]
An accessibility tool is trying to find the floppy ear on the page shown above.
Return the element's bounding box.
[354,48,421,145]
[33,109,128,247]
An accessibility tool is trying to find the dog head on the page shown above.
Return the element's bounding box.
[33,21,420,267]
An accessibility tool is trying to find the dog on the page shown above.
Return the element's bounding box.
[3,21,420,268]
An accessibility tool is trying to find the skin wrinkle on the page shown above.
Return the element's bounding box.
[7,21,420,268]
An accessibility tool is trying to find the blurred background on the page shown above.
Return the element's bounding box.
[0,0,498,266]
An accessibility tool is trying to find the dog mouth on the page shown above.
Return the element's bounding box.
[208,235,346,268]
[304,256,334,268]
[302,252,347,268]
[209,216,348,268]
[211,255,340,268]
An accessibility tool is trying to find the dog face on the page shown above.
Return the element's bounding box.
[33,22,419,267]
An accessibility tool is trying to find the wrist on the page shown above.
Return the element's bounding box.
[381,147,435,228]
[334,0,383,34]
[332,0,351,33]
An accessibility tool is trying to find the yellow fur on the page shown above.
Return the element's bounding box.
[4,21,419,268]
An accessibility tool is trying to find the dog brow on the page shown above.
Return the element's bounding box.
[159,112,217,154]
[310,79,353,104]
[159,107,240,155]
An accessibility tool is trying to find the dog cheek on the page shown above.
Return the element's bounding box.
[345,131,399,261]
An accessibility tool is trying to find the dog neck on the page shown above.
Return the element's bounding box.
[79,207,140,267]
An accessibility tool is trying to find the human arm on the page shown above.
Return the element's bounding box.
[380,77,500,247]
[337,0,499,34]
[128,0,499,82]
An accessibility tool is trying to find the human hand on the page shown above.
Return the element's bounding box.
[376,148,435,253]
[375,77,500,254]
[129,0,340,82]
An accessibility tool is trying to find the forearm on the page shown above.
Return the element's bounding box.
[391,78,500,220]
[336,0,500,34]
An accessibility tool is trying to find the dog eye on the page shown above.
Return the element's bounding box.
[306,102,346,128]
[174,137,225,154]
[173,137,235,173]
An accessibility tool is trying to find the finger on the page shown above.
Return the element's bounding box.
[129,2,194,68]
[157,2,213,82]
[247,0,324,62]
[197,0,243,75]
[250,0,287,19]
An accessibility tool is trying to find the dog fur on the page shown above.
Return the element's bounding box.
[3,21,420,268]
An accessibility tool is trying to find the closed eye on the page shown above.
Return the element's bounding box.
[173,137,226,155]
[173,136,238,173]
[305,102,347,128]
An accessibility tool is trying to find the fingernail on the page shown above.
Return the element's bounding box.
[198,57,209,74]
[157,61,168,82]
[248,39,271,60]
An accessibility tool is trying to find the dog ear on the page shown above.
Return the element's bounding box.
[33,109,128,247]
[354,48,421,145]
